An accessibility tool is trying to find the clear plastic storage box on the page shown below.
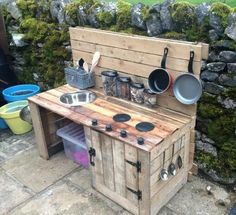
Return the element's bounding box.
[56,123,89,168]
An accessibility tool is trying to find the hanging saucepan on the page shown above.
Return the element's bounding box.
[148,48,172,94]
[173,51,202,105]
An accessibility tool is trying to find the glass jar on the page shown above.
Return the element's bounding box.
[117,77,131,100]
[101,70,118,96]
[130,83,144,104]
[143,89,157,107]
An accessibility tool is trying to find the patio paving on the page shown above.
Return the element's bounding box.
[0,129,235,215]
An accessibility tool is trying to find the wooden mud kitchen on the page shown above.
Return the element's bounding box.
[28,28,209,215]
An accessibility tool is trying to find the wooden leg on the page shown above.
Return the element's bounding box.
[29,101,49,159]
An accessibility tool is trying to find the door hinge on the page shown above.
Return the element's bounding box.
[125,160,141,173]
[89,147,96,166]
[127,187,142,200]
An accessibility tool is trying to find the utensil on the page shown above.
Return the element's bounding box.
[160,151,169,181]
[90,51,101,73]
[19,105,32,124]
[77,58,84,69]
[177,155,183,169]
[148,48,172,94]
[83,61,89,73]
[173,51,202,105]
[168,144,177,176]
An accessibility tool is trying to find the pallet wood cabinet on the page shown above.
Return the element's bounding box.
[84,124,191,215]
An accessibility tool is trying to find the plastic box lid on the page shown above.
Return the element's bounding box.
[56,123,87,150]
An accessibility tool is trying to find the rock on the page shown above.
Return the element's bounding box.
[150,4,161,13]
[50,0,72,24]
[199,168,236,185]
[195,130,202,141]
[209,12,223,34]
[217,96,236,109]
[201,70,219,82]
[6,1,22,20]
[65,14,76,26]
[146,13,163,36]
[227,63,236,74]
[225,23,236,41]
[213,40,233,50]
[225,13,236,41]
[195,3,210,25]
[131,3,147,30]
[87,6,102,28]
[209,29,219,42]
[10,33,28,47]
[201,60,207,71]
[207,62,226,73]
[196,140,217,157]
[201,133,216,145]
[219,51,236,63]
[204,82,225,95]
[208,51,219,62]
[160,1,174,31]
[218,74,236,87]
[77,6,88,26]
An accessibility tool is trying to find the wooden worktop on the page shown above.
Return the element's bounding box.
[29,85,192,152]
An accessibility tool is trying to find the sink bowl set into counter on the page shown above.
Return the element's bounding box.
[27,27,209,215]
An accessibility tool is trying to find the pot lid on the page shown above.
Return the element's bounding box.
[101,70,118,77]
[131,83,144,89]
[117,77,131,83]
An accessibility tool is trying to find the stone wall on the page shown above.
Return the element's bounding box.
[0,0,235,186]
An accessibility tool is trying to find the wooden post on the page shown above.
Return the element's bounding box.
[0,11,9,54]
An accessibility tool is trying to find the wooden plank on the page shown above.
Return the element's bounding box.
[138,150,150,215]
[28,101,49,159]
[112,140,126,197]
[200,42,209,60]
[70,27,203,61]
[29,91,154,152]
[125,144,138,206]
[189,129,196,170]
[151,170,188,215]
[71,40,201,73]
[95,183,138,215]
[91,130,104,186]
[100,134,115,191]
[72,50,201,78]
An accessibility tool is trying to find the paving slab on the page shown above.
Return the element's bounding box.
[166,176,233,215]
[2,147,79,193]
[64,168,92,191]
[0,168,33,214]
[9,180,124,215]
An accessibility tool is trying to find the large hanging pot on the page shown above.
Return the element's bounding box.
[173,51,202,105]
[148,48,172,94]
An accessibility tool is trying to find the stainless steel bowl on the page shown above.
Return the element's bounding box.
[59,91,97,107]
[20,105,32,124]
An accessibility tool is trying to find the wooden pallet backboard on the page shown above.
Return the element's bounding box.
[69,27,209,117]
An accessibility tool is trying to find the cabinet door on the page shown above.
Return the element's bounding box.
[85,128,139,215]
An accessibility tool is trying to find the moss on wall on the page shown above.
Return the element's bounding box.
[171,2,197,32]
[116,0,132,30]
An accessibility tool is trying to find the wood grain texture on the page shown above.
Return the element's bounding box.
[112,140,126,197]
[69,26,208,116]
[70,27,204,61]
[100,134,115,191]
[28,101,49,159]
[125,144,138,206]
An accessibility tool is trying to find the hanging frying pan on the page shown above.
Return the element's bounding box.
[148,48,172,94]
[173,51,202,105]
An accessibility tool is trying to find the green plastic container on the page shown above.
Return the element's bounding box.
[0,100,32,134]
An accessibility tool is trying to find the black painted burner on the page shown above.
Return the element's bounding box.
[135,122,155,132]
[113,113,131,122]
